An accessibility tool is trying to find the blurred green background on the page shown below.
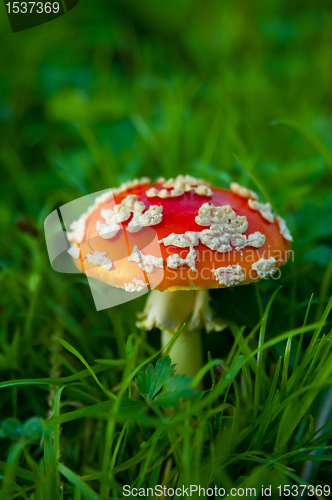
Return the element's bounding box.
[1,0,332,210]
[1,0,332,496]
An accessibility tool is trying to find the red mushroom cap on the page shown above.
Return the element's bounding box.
[67,176,292,292]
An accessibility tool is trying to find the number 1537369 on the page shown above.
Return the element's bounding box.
[5,2,60,14]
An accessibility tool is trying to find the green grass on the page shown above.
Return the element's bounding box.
[1,0,332,498]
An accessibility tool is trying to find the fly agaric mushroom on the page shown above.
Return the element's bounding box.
[67,175,292,382]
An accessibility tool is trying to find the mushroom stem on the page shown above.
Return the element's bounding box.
[137,289,226,389]
[161,328,203,382]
